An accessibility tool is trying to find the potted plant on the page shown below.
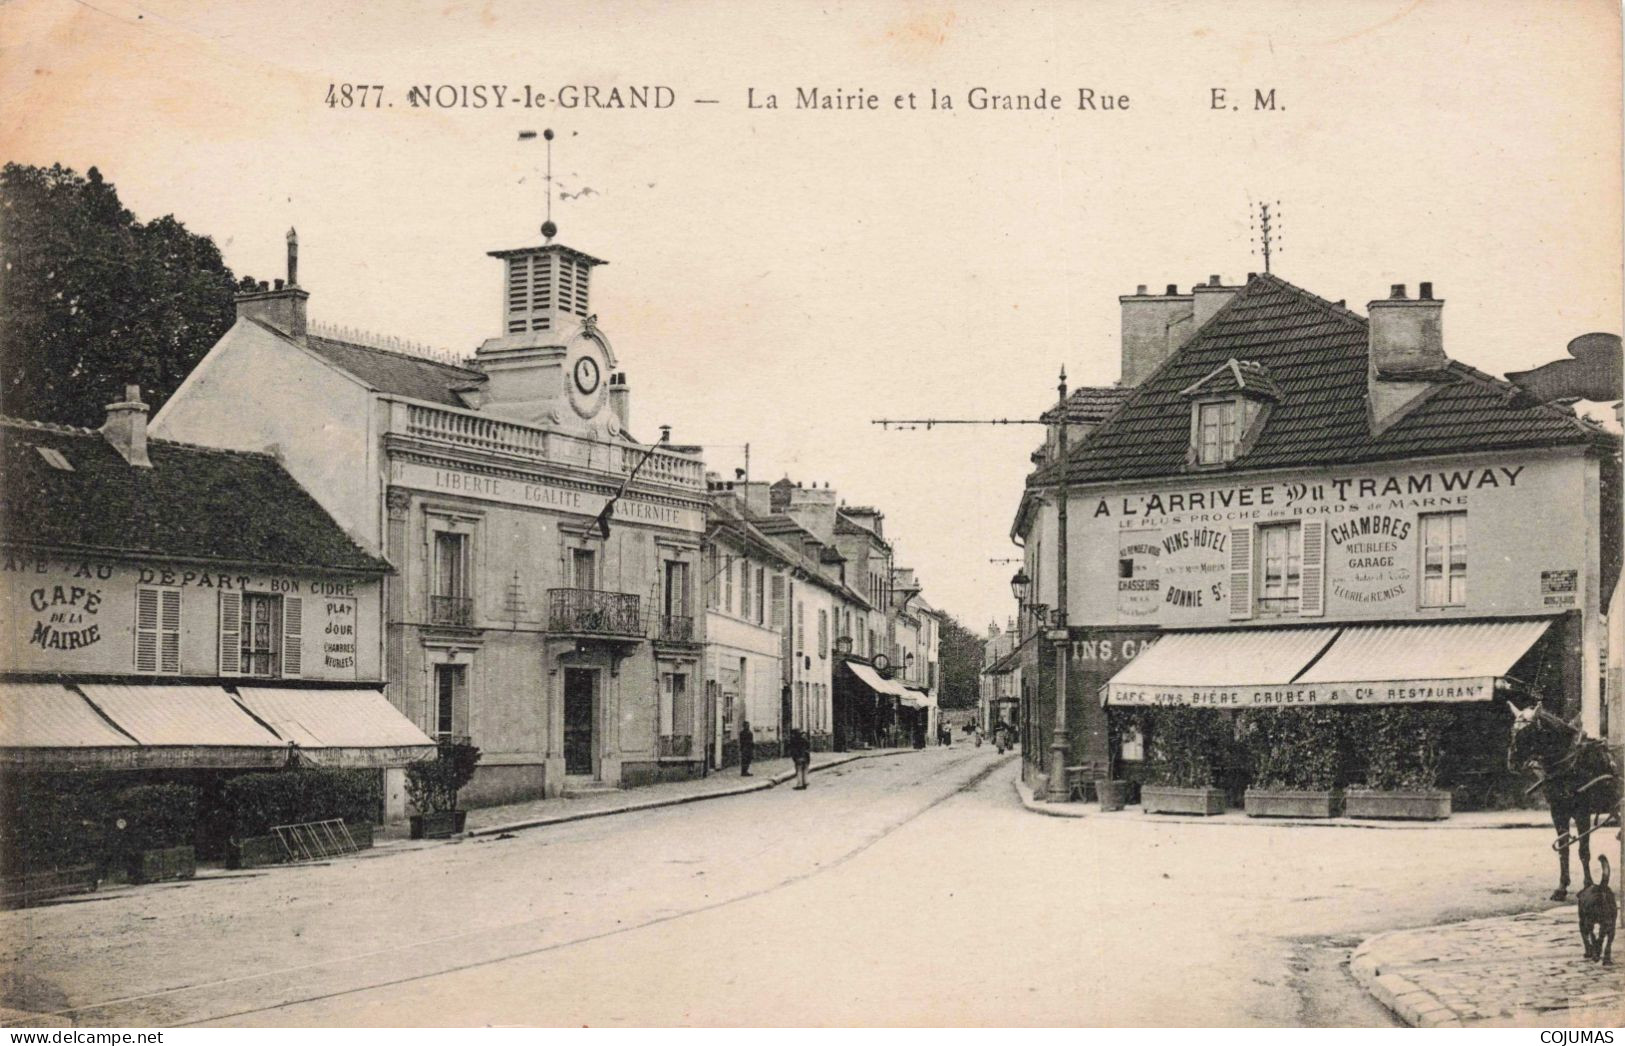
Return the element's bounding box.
[407,738,482,839]
[1139,707,1229,815]
[1243,708,1342,818]
[1345,706,1453,820]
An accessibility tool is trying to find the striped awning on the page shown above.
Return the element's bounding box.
[77,685,285,748]
[846,662,912,699]
[235,688,435,767]
[1103,618,1553,708]
[0,683,134,748]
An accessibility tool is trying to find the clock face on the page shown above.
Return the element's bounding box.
[573,356,601,396]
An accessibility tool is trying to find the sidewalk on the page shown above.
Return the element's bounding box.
[1351,906,1623,1027]
[1012,774,1551,830]
[460,748,917,836]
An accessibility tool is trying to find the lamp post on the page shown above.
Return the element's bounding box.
[1009,569,1030,622]
[1046,368,1072,802]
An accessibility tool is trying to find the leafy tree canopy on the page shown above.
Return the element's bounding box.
[935,611,986,709]
[1,163,238,427]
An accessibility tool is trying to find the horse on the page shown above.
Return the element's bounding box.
[1507,700,1621,901]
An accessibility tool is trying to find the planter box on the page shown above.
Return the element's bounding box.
[1141,785,1226,816]
[1244,789,1339,818]
[1096,779,1128,812]
[1344,789,1452,821]
[127,845,195,884]
[227,833,287,870]
[409,810,467,840]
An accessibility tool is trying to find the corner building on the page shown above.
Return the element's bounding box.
[155,229,708,804]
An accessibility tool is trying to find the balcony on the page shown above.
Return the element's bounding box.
[548,588,644,639]
[429,594,474,628]
[657,614,696,645]
[400,403,704,490]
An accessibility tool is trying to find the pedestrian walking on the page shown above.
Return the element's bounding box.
[739,721,754,776]
[788,727,811,789]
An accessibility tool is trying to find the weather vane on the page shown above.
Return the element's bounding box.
[517,128,558,241]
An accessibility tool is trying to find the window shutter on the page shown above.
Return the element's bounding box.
[282,596,303,677]
[1300,519,1327,617]
[160,589,181,673]
[135,587,160,672]
[659,675,675,735]
[1228,527,1253,620]
[218,590,242,675]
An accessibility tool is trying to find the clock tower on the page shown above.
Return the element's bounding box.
[471,230,625,439]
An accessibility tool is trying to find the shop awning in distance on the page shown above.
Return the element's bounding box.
[1103,618,1553,708]
[845,662,912,699]
[235,688,436,768]
[899,684,934,709]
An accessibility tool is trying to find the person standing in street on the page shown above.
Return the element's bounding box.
[788,727,811,789]
[739,720,754,776]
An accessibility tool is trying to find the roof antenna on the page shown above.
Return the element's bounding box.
[1250,200,1281,275]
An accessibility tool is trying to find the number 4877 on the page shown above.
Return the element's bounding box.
[326,84,385,108]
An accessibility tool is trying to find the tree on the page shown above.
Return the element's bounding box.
[0,163,238,427]
[935,612,985,709]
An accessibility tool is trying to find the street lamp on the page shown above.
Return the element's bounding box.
[1009,568,1031,607]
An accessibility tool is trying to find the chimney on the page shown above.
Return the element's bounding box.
[1367,282,1445,374]
[234,229,309,341]
[735,481,774,518]
[1367,282,1447,431]
[101,384,152,468]
[1191,274,1242,330]
[784,484,838,542]
[1119,283,1195,385]
[608,371,631,431]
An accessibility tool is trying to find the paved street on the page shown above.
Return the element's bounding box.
[0,746,1603,1027]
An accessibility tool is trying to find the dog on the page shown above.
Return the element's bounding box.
[1576,854,1616,965]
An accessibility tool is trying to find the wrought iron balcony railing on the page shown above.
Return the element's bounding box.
[657,614,695,644]
[548,588,644,638]
[429,594,474,627]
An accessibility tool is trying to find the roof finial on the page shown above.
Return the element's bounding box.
[542,129,557,241]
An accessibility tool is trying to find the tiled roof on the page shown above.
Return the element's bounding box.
[1035,275,1607,487]
[743,511,871,607]
[0,418,389,572]
[1041,384,1134,425]
[296,327,485,407]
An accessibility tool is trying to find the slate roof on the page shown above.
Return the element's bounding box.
[1040,385,1135,426]
[1034,274,1610,487]
[1179,359,1282,400]
[747,511,871,607]
[0,417,389,572]
[295,326,485,407]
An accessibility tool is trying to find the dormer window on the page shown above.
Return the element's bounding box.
[1195,400,1239,464]
[1180,358,1281,468]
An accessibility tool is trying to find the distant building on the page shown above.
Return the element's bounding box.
[1013,274,1621,799]
[155,228,709,804]
[1,390,429,819]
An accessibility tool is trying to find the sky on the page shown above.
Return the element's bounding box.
[2,0,1620,632]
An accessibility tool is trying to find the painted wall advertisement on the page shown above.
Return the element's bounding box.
[0,552,379,680]
[1083,455,1584,626]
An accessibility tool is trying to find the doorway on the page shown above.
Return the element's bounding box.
[563,667,596,776]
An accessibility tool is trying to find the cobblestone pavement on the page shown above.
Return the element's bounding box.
[1351,906,1623,1027]
[460,748,915,834]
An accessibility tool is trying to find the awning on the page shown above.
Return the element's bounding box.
[899,684,935,710]
[1103,618,1553,708]
[78,685,285,747]
[0,683,134,749]
[846,662,911,699]
[236,688,436,768]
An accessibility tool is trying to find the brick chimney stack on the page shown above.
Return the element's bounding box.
[101,384,151,468]
[234,228,309,341]
[1367,282,1446,374]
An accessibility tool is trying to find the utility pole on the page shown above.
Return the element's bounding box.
[1046,367,1072,802]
